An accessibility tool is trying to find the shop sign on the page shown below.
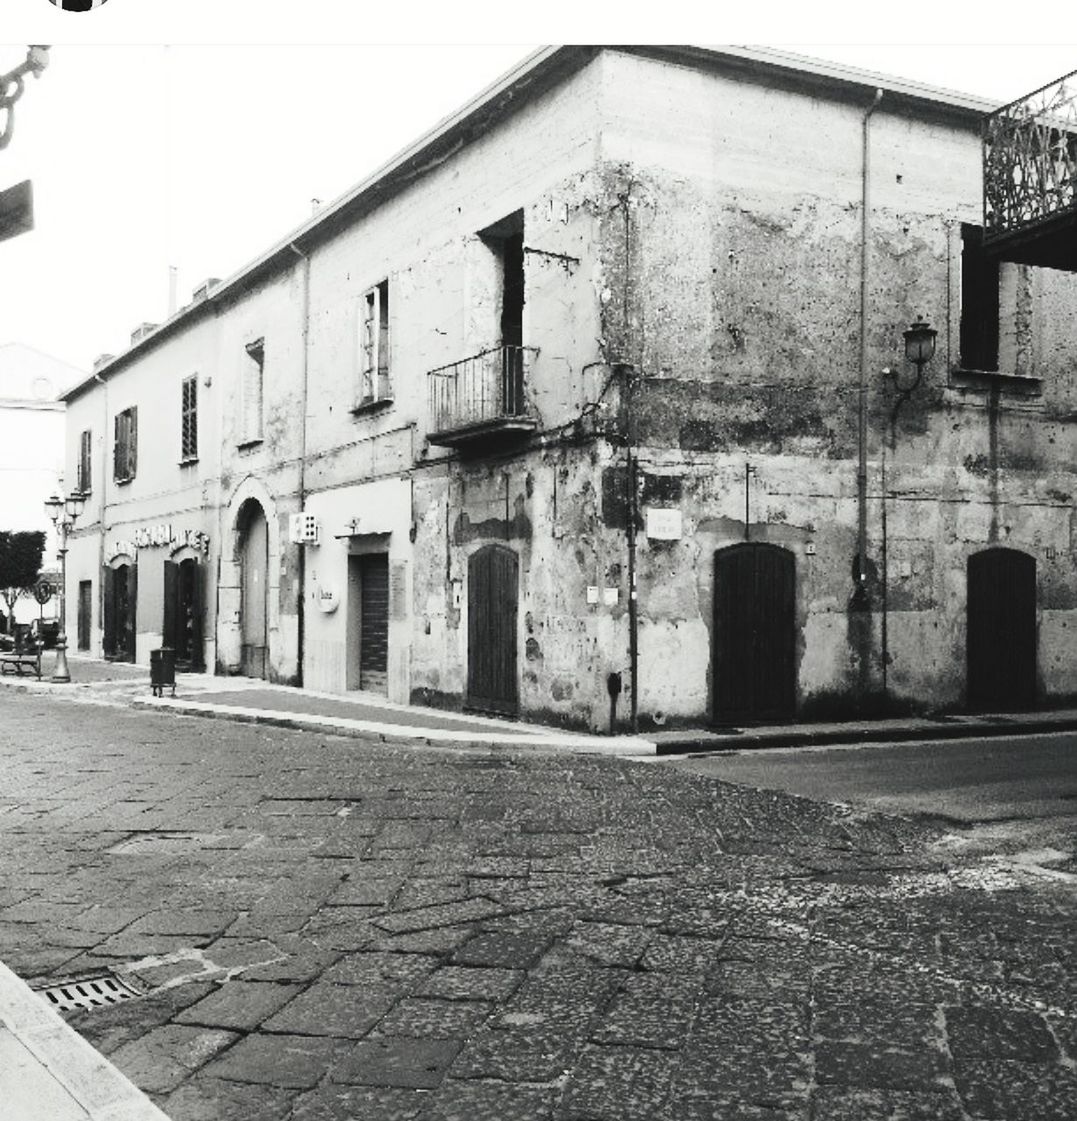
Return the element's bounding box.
[109,524,210,558]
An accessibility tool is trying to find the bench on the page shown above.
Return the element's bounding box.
[0,627,43,680]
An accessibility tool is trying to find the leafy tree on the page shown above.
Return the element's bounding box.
[0,530,45,632]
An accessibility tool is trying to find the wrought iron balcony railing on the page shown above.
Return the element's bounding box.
[984,69,1077,252]
[427,345,538,446]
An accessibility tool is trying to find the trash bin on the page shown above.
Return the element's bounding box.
[150,647,176,697]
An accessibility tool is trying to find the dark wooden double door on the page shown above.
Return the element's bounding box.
[467,544,519,716]
[967,548,1036,711]
[713,543,796,723]
[102,563,137,662]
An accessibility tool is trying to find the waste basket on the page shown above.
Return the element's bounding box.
[150,647,176,697]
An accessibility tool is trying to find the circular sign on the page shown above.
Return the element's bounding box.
[33,580,54,606]
[316,585,339,614]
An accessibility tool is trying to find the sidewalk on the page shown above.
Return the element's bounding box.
[0,959,167,1120]
[5,652,1076,757]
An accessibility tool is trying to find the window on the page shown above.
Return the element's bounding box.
[77,429,92,493]
[358,280,391,407]
[113,407,137,482]
[240,339,264,444]
[959,224,1000,372]
[181,375,198,461]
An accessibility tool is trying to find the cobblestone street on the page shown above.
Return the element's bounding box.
[1,689,1075,1120]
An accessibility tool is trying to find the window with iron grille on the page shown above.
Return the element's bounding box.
[181,375,198,461]
[77,429,92,493]
[358,281,390,407]
[113,407,137,483]
[240,339,265,444]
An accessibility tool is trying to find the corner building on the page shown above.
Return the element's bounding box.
[61,47,1077,729]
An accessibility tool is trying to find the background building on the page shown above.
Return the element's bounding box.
[0,343,81,626]
[60,47,1077,727]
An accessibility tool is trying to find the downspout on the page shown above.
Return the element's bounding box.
[855,88,884,612]
[94,372,107,657]
[289,242,311,687]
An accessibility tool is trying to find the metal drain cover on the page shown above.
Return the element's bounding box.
[36,973,142,1013]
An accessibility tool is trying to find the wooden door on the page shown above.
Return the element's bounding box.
[467,544,519,716]
[77,581,91,651]
[713,543,796,723]
[967,548,1036,711]
[358,554,389,694]
[240,506,268,678]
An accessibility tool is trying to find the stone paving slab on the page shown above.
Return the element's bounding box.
[0,690,1075,1120]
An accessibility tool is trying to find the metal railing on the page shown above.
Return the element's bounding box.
[984,69,1077,243]
[428,345,537,436]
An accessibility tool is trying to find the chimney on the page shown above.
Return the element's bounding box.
[93,353,115,371]
[192,277,221,302]
[130,322,159,345]
[168,265,178,316]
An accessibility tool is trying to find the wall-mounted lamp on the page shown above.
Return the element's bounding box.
[902,316,937,373]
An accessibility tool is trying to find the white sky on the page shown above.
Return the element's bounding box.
[1,3,1075,381]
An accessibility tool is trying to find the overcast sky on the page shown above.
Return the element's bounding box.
[2,28,1075,382]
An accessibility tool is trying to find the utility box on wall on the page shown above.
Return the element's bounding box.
[289,513,320,545]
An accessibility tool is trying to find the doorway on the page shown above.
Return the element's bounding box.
[77,580,92,651]
[467,544,519,716]
[163,558,203,669]
[103,562,137,662]
[347,553,389,694]
[713,543,796,723]
[967,547,1036,711]
[238,502,269,678]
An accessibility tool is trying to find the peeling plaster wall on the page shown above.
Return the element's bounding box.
[585,50,1077,719]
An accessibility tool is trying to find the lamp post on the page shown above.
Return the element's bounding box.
[44,488,85,683]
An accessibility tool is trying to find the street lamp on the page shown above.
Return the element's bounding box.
[43,488,85,683]
[902,316,938,373]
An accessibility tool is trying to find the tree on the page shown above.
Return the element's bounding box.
[0,530,45,632]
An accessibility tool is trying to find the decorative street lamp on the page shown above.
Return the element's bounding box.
[902,316,938,374]
[44,488,85,683]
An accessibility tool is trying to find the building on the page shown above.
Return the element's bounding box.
[60,46,1077,728]
[0,344,81,627]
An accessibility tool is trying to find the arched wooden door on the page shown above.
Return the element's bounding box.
[239,503,269,679]
[713,543,796,723]
[967,547,1036,711]
[467,544,519,716]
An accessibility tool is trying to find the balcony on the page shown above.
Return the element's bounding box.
[984,69,1077,270]
[427,345,538,450]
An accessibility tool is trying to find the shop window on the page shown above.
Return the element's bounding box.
[181,374,198,461]
[959,224,1000,372]
[113,407,137,483]
[357,281,391,408]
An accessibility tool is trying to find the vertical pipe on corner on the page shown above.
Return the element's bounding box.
[289,242,311,687]
[857,89,884,605]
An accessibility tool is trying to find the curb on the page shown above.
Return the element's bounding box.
[0,959,169,1120]
[131,697,658,756]
[654,716,1077,755]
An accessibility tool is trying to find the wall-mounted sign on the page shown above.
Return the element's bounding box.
[316,585,340,613]
[645,507,683,541]
[109,525,210,558]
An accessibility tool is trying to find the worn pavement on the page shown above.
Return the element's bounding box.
[0,683,1075,1119]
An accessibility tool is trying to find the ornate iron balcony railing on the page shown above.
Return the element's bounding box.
[427,345,538,442]
[984,69,1077,245]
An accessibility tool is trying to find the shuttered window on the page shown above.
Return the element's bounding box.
[240,339,264,444]
[181,375,198,461]
[358,281,390,406]
[113,407,137,482]
[959,225,1000,372]
[77,429,92,493]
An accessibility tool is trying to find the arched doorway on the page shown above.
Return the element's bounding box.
[713,543,796,723]
[103,558,137,662]
[237,500,269,679]
[467,544,519,716]
[967,547,1036,711]
[163,554,204,670]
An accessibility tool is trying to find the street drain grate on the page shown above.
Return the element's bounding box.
[37,973,142,1013]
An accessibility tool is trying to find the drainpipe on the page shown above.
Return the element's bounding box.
[289,242,311,687]
[855,89,884,613]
